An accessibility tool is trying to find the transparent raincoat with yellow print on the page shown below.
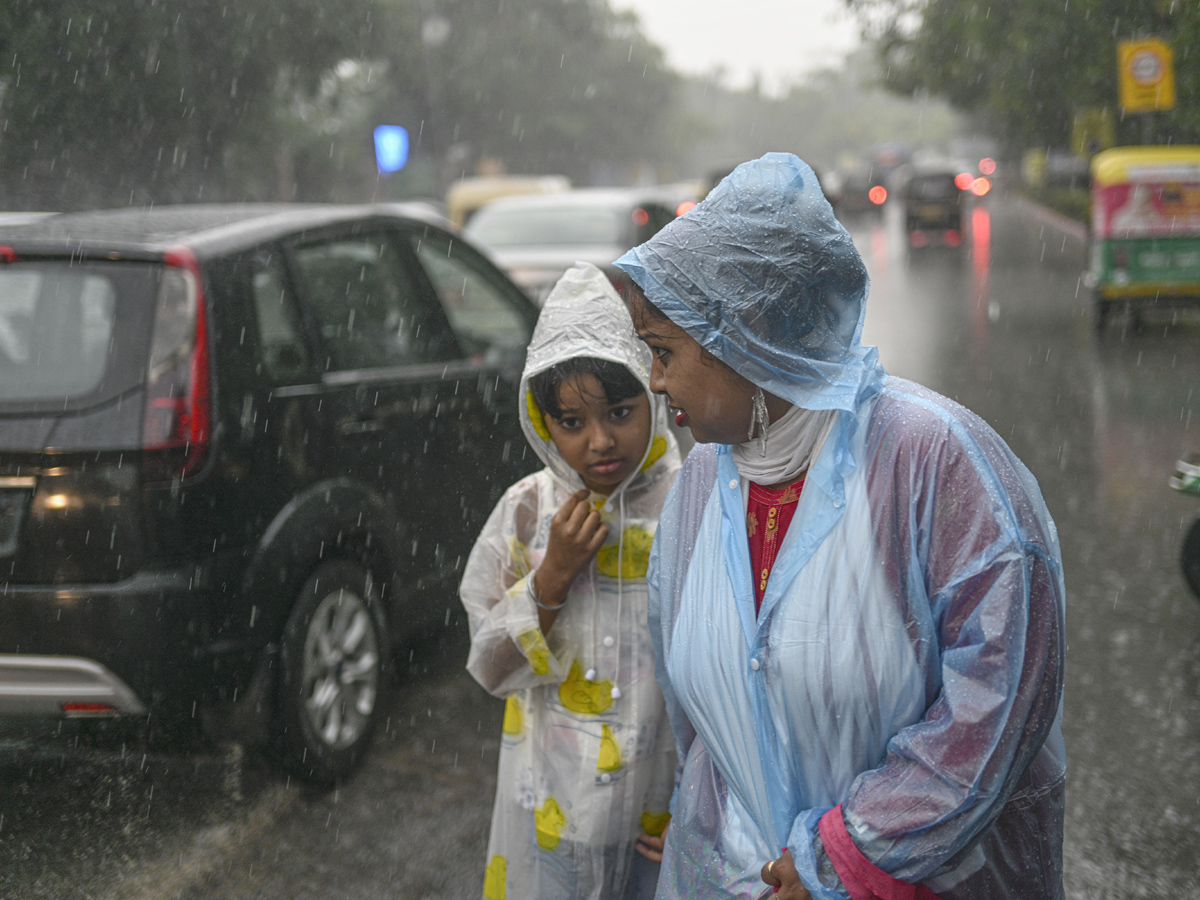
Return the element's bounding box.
[460,262,681,900]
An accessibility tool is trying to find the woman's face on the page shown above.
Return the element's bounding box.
[628,290,755,445]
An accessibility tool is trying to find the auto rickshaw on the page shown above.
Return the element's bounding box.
[1088,146,1200,329]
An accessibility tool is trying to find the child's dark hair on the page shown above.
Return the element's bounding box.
[529,357,643,419]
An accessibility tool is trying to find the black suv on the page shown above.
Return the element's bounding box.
[0,203,537,781]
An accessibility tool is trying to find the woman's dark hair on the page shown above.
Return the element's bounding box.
[622,280,671,323]
[529,357,643,419]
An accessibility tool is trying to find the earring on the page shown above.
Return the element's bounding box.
[749,386,769,457]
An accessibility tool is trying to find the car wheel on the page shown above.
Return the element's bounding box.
[272,560,389,784]
[1182,518,1200,600]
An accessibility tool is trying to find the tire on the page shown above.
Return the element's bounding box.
[1183,518,1200,601]
[272,560,389,784]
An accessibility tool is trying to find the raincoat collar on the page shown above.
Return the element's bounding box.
[518,262,679,499]
[615,152,886,413]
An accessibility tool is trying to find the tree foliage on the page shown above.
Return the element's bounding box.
[0,0,681,209]
[371,0,679,186]
[848,0,1200,151]
[0,0,379,208]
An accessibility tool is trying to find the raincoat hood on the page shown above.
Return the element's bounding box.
[615,152,884,412]
[519,261,678,493]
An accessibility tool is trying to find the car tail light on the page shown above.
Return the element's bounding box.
[979,158,997,175]
[955,172,975,191]
[868,186,887,205]
[62,702,119,717]
[909,231,928,248]
[675,201,697,216]
[0,245,16,263]
[142,246,211,481]
[632,207,650,226]
[944,229,962,247]
[971,177,992,197]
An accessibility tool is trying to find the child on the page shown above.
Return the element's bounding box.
[460,262,681,900]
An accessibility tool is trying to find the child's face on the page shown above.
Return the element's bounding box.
[544,374,652,495]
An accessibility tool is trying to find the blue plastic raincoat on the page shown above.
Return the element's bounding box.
[614,154,1066,900]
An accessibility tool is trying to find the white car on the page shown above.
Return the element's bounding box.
[465,188,679,303]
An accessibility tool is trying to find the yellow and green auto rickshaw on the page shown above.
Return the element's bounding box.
[1088,145,1200,328]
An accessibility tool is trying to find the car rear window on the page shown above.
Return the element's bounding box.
[0,261,158,406]
[466,206,624,247]
[909,177,957,200]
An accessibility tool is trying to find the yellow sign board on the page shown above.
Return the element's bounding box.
[1118,39,1175,113]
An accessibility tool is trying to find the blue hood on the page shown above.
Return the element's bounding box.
[615,152,884,411]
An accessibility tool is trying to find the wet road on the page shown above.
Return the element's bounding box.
[1,193,1198,899]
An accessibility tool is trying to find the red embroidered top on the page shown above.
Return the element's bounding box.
[745,477,805,613]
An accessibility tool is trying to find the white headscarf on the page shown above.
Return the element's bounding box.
[731,405,837,486]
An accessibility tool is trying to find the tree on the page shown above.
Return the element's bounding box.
[0,0,684,209]
[371,0,682,188]
[0,0,379,209]
[847,0,1200,152]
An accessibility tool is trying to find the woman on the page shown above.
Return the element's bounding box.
[617,154,1065,900]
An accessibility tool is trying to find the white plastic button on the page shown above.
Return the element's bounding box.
[729,479,739,489]
[603,636,615,648]
[585,668,597,682]
[600,773,613,784]
[610,686,622,699]
[749,658,761,671]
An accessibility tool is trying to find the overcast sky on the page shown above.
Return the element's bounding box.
[612,0,862,94]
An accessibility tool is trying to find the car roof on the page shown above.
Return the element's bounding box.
[469,188,669,215]
[0,202,449,261]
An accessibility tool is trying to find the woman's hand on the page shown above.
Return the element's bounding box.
[761,849,811,899]
[533,490,608,631]
[635,820,669,862]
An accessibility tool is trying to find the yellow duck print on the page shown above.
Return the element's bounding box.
[641,810,671,837]
[597,724,622,772]
[597,524,654,579]
[506,536,533,579]
[558,660,614,715]
[526,391,551,441]
[535,797,567,851]
[483,855,506,900]
[639,434,668,472]
[502,696,523,736]
[517,628,552,676]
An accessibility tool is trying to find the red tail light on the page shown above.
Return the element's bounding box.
[955,172,974,191]
[142,246,211,480]
[675,200,697,216]
[971,177,992,197]
[0,246,16,263]
[909,231,928,248]
[62,702,119,717]
[944,229,962,247]
[868,186,887,205]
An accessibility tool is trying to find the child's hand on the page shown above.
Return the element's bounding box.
[533,489,609,610]
[635,820,669,862]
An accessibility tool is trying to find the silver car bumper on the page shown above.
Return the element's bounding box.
[0,654,146,716]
